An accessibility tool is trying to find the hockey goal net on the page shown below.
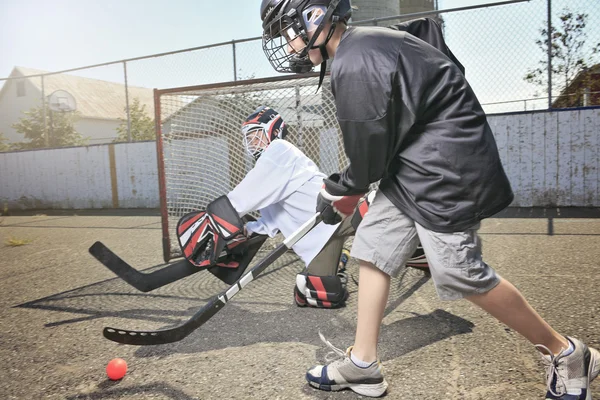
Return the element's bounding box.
[155,74,348,262]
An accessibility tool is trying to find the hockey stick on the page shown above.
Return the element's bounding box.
[103,212,323,345]
[89,234,267,293]
[89,242,200,292]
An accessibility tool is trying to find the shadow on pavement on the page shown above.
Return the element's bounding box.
[66,382,196,400]
[17,251,473,369]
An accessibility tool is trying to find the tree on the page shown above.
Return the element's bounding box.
[0,132,10,152]
[114,98,155,142]
[12,105,87,150]
[525,9,598,101]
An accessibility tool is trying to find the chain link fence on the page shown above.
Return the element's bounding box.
[156,75,342,259]
[0,0,598,150]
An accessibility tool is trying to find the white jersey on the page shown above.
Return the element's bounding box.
[227,139,340,266]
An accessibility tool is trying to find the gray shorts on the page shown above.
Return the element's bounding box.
[351,190,500,301]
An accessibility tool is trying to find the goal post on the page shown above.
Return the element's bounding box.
[154,74,348,262]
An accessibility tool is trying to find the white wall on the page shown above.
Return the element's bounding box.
[114,143,159,208]
[489,107,600,207]
[0,108,598,210]
[0,141,158,209]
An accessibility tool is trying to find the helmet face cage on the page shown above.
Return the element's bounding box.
[243,127,271,159]
[261,0,350,74]
[262,3,330,74]
[241,107,287,159]
[262,15,307,73]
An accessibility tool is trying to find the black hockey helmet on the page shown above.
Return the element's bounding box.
[260,0,351,87]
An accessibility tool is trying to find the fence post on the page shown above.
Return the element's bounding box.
[232,40,238,81]
[547,0,553,109]
[123,61,132,142]
[41,75,48,147]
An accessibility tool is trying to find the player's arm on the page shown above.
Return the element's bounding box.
[245,217,279,237]
[226,143,298,216]
[315,114,399,224]
[317,68,416,224]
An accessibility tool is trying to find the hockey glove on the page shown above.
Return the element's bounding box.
[316,173,367,225]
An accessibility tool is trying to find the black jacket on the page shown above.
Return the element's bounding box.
[329,19,513,233]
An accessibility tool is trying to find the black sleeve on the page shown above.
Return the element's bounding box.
[336,115,395,194]
[331,71,416,195]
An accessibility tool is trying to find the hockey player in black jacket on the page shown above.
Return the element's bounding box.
[260,0,599,398]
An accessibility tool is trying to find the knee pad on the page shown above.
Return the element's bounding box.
[294,273,348,308]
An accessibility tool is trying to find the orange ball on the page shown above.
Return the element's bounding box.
[106,358,127,380]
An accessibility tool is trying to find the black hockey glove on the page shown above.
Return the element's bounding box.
[316,173,367,225]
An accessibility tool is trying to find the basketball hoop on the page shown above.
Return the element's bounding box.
[47,90,77,112]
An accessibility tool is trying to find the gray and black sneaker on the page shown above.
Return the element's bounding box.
[536,337,600,399]
[306,333,388,397]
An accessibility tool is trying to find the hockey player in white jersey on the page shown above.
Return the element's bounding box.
[227,105,353,308]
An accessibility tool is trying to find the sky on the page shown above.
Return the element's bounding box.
[0,0,262,78]
[0,0,598,112]
[0,0,505,78]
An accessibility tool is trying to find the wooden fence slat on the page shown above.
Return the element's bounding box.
[531,112,546,205]
[557,111,572,206]
[571,110,586,206]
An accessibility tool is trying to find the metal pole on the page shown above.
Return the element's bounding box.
[123,61,132,142]
[41,75,48,147]
[547,0,553,109]
[232,40,238,81]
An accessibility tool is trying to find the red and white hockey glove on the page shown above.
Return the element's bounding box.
[316,173,367,225]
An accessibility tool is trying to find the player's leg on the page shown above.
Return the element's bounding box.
[295,217,354,308]
[466,278,600,399]
[470,278,567,352]
[352,261,390,363]
[306,191,420,397]
[350,192,420,363]
[415,222,600,400]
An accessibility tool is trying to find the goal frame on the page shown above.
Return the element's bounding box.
[154,73,328,262]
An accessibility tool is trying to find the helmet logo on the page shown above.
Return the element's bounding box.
[302,5,327,33]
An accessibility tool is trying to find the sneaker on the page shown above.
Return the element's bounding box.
[536,337,600,399]
[306,333,388,397]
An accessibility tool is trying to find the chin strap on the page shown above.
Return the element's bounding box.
[315,19,338,93]
[317,61,327,93]
[288,0,340,90]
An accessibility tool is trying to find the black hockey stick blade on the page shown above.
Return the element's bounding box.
[102,213,322,345]
[89,241,200,292]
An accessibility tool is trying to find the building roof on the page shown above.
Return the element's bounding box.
[1,66,154,120]
[552,63,600,108]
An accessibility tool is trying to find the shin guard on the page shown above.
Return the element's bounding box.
[294,273,348,308]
